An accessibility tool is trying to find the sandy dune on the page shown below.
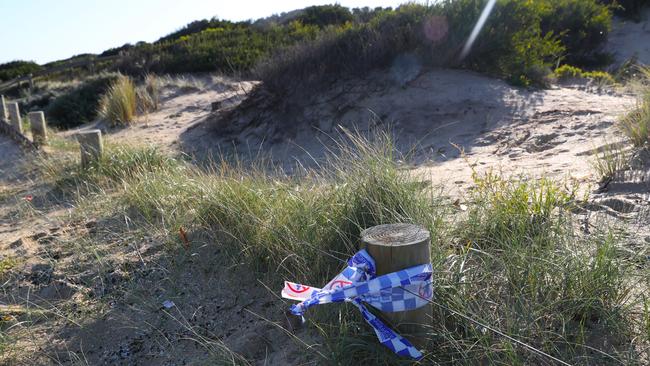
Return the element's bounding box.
[183,70,634,197]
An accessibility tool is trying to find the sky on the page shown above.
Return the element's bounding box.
[0,0,409,65]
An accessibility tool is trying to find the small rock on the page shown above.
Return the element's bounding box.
[211,101,222,111]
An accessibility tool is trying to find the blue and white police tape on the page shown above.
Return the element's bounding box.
[281,249,433,359]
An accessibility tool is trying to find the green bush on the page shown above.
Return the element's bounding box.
[583,70,616,84]
[0,60,41,82]
[599,0,649,20]
[255,0,614,93]
[555,65,616,84]
[555,64,585,80]
[296,5,354,27]
[115,19,320,75]
[46,74,118,129]
[456,0,565,86]
[542,0,612,66]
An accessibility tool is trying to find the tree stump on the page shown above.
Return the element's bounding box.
[361,223,432,342]
[28,111,47,145]
[77,130,103,168]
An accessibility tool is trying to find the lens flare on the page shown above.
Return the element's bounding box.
[423,15,449,43]
[460,0,497,60]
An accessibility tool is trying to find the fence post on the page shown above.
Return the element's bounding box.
[28,111,47,145]
[7,102,22,134]
[0,95,7,122]
[77,130,103,168]
[361,223,432,343]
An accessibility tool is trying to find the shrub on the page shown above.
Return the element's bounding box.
[555,64,585,80]
[296,5,354,27]
[542,0,612,66]
[583,70,616,84]
[599,0,649,20]
[555,65,616,84]
[46,74,119,129]
[255,0,616,94]
[98,75,137,125]
[0,60,41,82]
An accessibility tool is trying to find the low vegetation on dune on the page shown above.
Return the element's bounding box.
[45,73,120,128]
[3,129,646,364]
[0,60,41,82]
[620,67,650,147]
[258,0,615,94]
[2,0,646,129]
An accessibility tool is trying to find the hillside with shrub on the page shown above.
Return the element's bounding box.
[4,0,646,130]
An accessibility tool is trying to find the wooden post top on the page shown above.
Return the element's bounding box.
[361,223,430,248]
[77,129,102,137]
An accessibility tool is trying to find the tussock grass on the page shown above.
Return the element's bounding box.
[98,75,137,125]
[159,74,206,92]
[29,132,649,364]
[592,142,630,182]
[136,73,161,113]
[620,67,650,147]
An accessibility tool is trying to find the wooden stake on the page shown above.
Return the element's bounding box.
[7,102,22,134]
[0,95,8,122]
[28,111,47,145]
[77,130,103,168]
[361,223,432,341]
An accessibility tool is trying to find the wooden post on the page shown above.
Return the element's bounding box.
[7,102,22,134]
[28,111,47,145]
[0,95,8,122]
[77,130,103,168]
[361,223,432,341]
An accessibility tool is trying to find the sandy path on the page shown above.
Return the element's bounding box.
[61,79,257,153]
[0,133,28,244]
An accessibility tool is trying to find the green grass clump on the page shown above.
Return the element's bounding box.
[38,143,178,195]
[591,142,629,182]
[437,174,633,364]
[98,75,137,125]
[136,74,161,113]
[120,131,440,282]
[619,68,650,147]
